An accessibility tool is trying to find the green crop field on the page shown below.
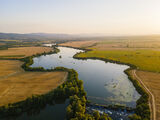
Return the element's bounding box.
[77,49,160,72]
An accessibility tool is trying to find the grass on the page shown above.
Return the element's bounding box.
[77,49,160,72]
[0,47,53,59]
[61,39,160,72]
[60,35,160,49]
[61,38,160,119]
[62,39,160,119]
[97,39,160,48]
[0,60,67,106]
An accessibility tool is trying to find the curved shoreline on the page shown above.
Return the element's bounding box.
[0,46,111,120]
[132,70,155,120]
[59,45,151,120]
[0,45,151,120]
[0,47,65,117]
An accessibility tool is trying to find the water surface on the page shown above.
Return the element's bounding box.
[1,46,140,120]
[31,47,140,107]
[1,100,69,120]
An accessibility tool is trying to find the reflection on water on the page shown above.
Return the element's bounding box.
[1,46,140,120]
[0,100,69,120]
[31,47,140,107]
[87,104,134,120]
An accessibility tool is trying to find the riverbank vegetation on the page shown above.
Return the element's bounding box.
[61,38,160,73]
[133,70,160,119]
[0,60,67,106]
[0,46,112,120]
[21,47,59,71]
[74,51,150,120]
[61,39,160,119]
[125,69,150,120]
[22,55,112,120]
[62,42,151,120]
[56,67,111,120]
[76,49,160,73]
[0,66,111,120]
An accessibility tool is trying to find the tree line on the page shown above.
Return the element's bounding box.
[125,69,150,120]
[0,46,112,120]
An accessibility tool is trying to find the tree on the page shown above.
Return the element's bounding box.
[129,114,141,120]
[93,111,100,120]
[99,113,111,120]
[66,105,73,119]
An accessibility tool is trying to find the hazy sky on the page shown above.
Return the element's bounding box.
[0,0,160,35]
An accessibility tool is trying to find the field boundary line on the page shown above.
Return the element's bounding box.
[132,70,156,120]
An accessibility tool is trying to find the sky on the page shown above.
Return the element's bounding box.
[0,0,160,35]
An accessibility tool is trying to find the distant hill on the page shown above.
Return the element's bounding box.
[1,32,160,42]
[0,33,76,42]
[0,33,115,43]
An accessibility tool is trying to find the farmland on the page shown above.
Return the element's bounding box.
[129,70,160,120]
[76,49,160,72]
[60,37,160,120]
[0,47,53,59]
[135,71,160,119]
[0,60,67,106]
[0,36,160,119]
[61,37,160,72]
[0,46,67,106]
[60,40,98,48]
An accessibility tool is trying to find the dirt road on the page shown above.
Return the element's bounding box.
[132,70,156,120]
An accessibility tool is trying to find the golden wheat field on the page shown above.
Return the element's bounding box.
[0,60,67,106]
[0,47,53,59]
[60,40,98,48]
[129,70,160,120]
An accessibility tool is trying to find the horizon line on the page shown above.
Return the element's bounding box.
[1,32,160,37]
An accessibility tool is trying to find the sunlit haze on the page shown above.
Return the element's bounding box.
[0,0,160,35]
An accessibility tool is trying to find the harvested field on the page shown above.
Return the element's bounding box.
[0,60,67,106]
[130,70,160,120]
[0,60,22,78]
[63,40,160,72]
[60,40,98,48]
[60,38,160,50]
[0,43,5,45]
[92,39,160,50]
[0,47,53,59]
[63,39,160,120]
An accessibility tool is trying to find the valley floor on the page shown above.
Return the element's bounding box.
[0,46,67,106]
[60,39,160,120]
[0,46,53,59]
[0,60,67,106]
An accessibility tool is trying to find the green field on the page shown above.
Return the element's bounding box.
[77,49,160,72]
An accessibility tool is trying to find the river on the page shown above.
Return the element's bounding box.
[3,46,140,120]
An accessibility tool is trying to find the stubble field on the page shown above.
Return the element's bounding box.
[60,37,160,120]
[0,47,53,59]
[0,60,67,106]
